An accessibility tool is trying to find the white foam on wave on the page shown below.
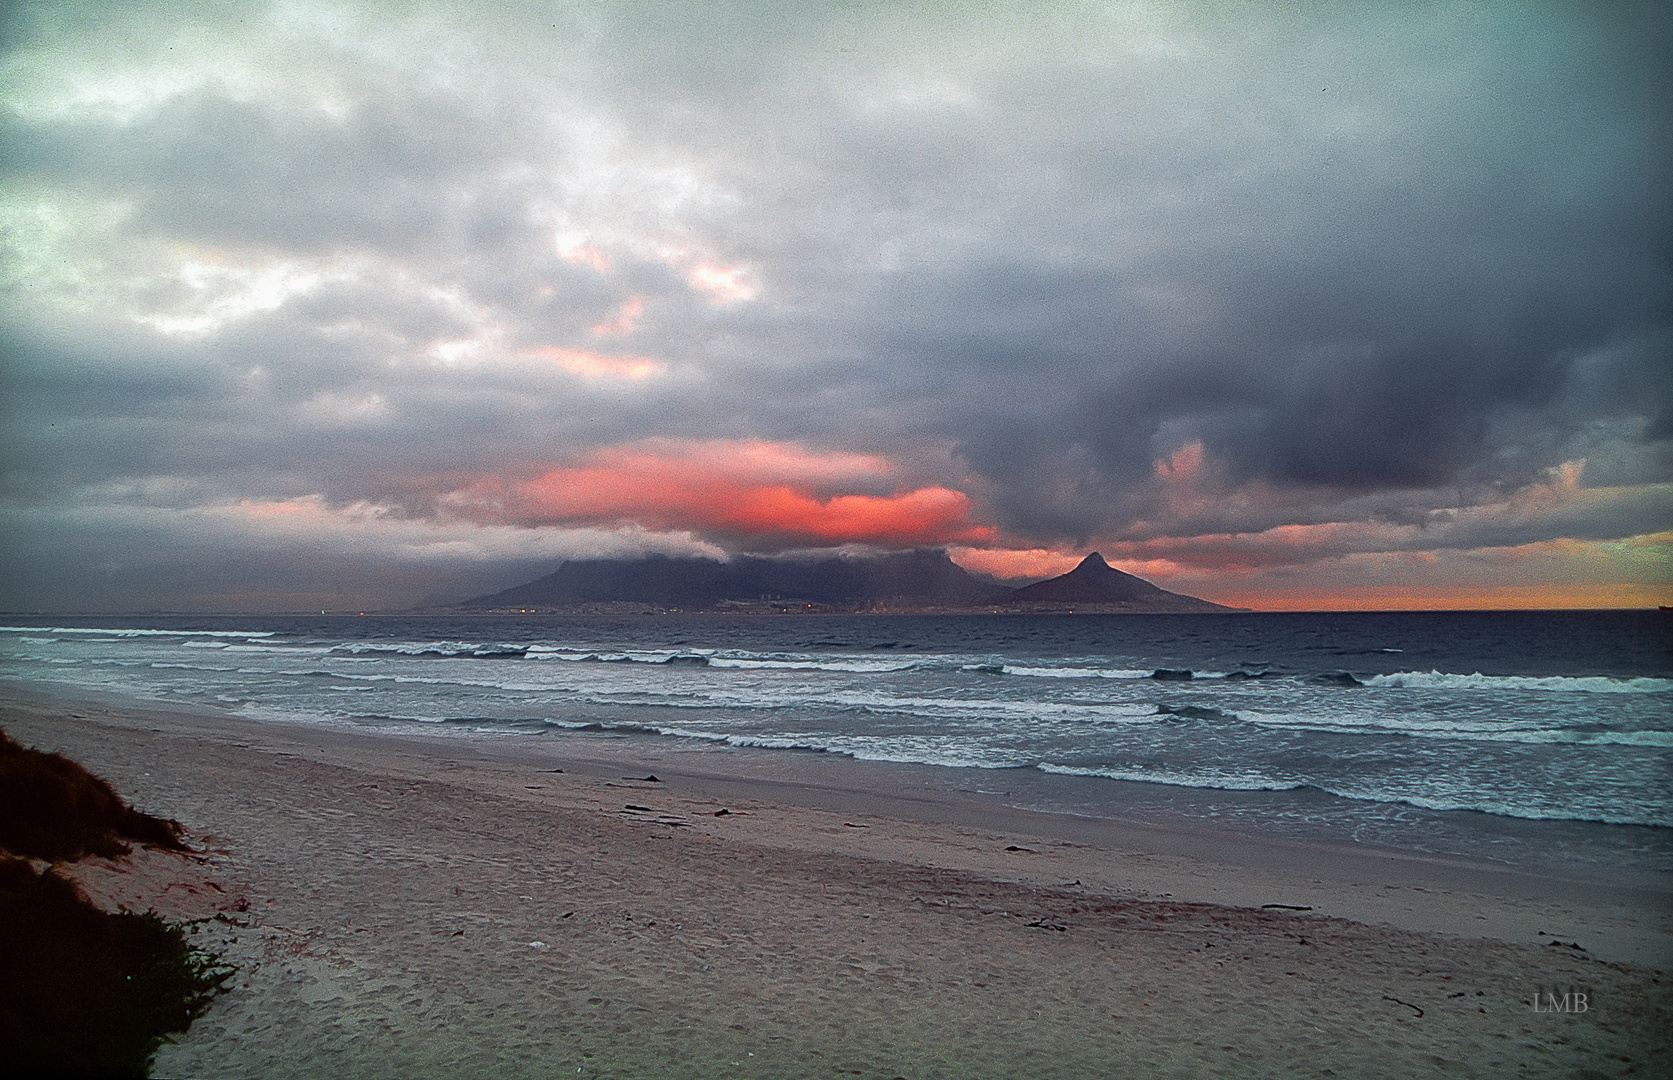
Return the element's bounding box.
[1365,670,1673,694]
[526,647,711,665]
[837,741,1034,770]
[1037,763,1669,826]
[334,640,482,656]
[823,689,1158,725]
[707,656,918,674]
[526,646,997,676]
[526,645,1017,677]
[149,661,237,672]
[0,625,277,639]
[1232,707,1673,747]
[652,726,1034,769]
[1470,728,1673,747]
[1317,782,1672,829]
[1003,665,1241,680]
[1037,761,1306,791]
[1002,665,1154,680]
[319,670,578,695]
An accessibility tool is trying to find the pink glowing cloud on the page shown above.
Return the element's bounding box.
[526,345,661,380]
[1154,440,1204,483]
[554,236,610,273]
[442,439,992,548]
[686,261,757,304]
[228,494,386,524]
[947,546,1083,582]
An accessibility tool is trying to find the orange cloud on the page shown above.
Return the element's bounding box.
[555,236,609,273]
[527,345,661,379]
[230,494,388,525]
[686,261,757,304]
[444,439,992,548]
[1155,440,1204,483]
[948,546,1082,581]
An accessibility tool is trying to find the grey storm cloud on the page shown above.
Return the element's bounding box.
[1,0,1669,610]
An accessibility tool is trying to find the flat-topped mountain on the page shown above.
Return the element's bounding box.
[465,548,1009,611]
[456,549,1239,613]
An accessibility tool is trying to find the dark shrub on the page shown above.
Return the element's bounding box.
[0,857,232,1077]
[0,730,185,861]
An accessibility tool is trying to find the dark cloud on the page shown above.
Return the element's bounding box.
[1,0,1668,609]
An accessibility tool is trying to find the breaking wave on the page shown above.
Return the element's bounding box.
[1365,670,1673,694]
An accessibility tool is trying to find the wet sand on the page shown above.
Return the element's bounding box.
[3,686,1668,1078]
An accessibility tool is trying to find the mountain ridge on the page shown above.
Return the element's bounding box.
[453,549,1241,613]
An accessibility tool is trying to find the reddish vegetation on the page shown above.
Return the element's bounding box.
[0,730,185,862]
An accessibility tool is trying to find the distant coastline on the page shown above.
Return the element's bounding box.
[449,549,1248,615]
[440,600,1253,616]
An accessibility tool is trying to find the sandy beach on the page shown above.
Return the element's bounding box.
[3,685,1668,1079]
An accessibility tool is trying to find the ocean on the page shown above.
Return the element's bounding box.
[3,611,1669,875]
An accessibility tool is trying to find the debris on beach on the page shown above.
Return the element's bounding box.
[1383,995,1424,1017]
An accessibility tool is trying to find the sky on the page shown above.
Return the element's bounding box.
[1,0,1669,613]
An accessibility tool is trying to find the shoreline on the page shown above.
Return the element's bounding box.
[6,681,1671,966]
[3,684,1669,1077]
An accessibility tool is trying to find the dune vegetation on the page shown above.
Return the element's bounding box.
[0,730,231,1078]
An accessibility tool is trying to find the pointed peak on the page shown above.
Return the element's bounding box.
[1076,552,1110,570]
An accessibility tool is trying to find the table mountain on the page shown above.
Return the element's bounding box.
[455,548,1238,613]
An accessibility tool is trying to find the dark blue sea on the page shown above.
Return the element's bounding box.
[4,611,1669,874]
